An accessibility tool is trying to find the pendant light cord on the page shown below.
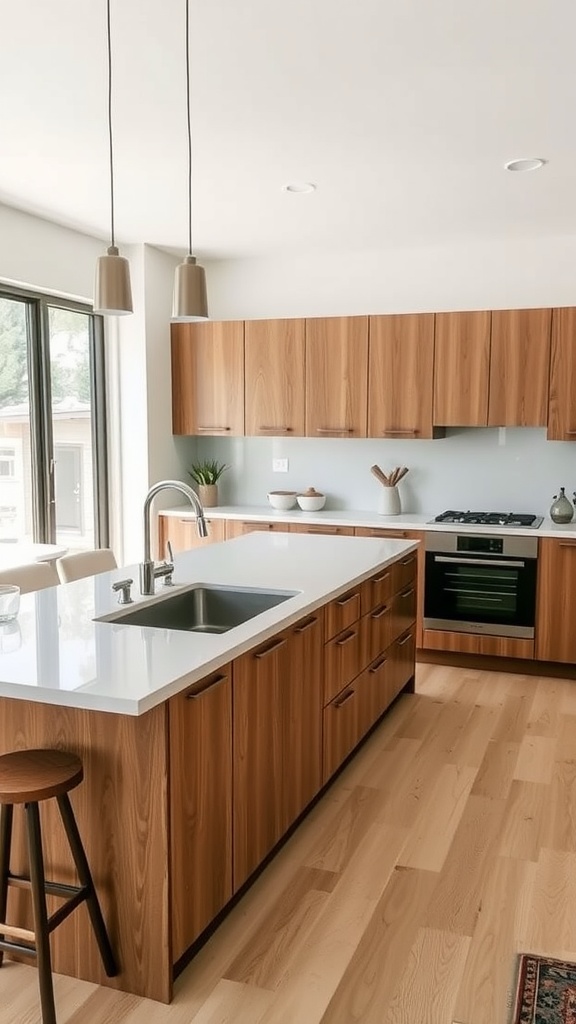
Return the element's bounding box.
[186,0,193,257]
[106,0,116,249]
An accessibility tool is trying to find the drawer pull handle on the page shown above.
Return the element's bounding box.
[397,633,413,647]
[564,430,576,436]
[401,556,416,566]
[336,593,358,607]
[317,427,354,434]
[371,604,390,620]
[259,425,292,432]
[399,587,415,599]
[373,571,391,584]
[559,542,576,548]
[294,616,318,634]
[381,429,418,436]
[185,674,227,699]
[370,656,387,673]
[196,425,231,432]
[334,689,355,708]
[335,630,356,647]
[255,638,288,659]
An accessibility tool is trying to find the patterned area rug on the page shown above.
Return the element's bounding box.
[514,954,576,1023]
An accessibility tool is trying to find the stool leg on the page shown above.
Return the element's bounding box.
[56,794,118,977]
[25,802,56,1024]
[0,803,14,968]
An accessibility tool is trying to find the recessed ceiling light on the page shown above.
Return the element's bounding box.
[282,182,317,194]
[504,158,546,172]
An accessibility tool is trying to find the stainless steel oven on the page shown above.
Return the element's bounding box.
[424,533,538,639]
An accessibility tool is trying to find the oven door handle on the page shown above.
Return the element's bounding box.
[433,555,526,568]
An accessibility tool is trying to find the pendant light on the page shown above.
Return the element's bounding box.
[172,0,209,321]
[94,0,133,316]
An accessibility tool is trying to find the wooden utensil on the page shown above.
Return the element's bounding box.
[370,464,389,487]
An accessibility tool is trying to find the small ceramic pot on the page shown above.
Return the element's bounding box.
[378,486,401,516]
[198,484,218,508]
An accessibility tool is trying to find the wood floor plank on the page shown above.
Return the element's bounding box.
[398,764,477,872]
[490,682,536,743]
[447,702,499,768]
[385,927,470,1024]
[470,740,519,799]
[519,847,576,954]
[186,979,274,1024]
[526,678,563,737]
[453,856,533,1024]
[514,734,557,783]
[498,780,547,861]
[541,758,576,852]
[555,713,576,762]
[424,794,507,936]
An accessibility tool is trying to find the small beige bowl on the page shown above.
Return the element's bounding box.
[268,490,298,510]
[297,488,326,511]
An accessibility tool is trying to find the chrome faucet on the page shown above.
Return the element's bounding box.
[140,480,208,595]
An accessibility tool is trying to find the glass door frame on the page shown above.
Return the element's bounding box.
[0,283,109,547]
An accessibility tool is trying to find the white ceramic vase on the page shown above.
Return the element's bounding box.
[378,486,401,515]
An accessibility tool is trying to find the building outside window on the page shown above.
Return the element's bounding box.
[0,287,108,550]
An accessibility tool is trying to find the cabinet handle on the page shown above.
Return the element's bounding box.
[294,616,318,634]
[401,556,416,566]
[371,604,390,619]
[369,655,387,673]
[399,587,415,599]
[336,593,358,607]
[397,632,413,647]
[373,571,391,584]
[259,426,292,433]
[380,429,418,436]
[254,637,288,659]
[316,427,354,434]
[335,630,356,647]
[559,542,576,548]
[334,688,355,708]
[564,430,576,436]
[185,673,227,699]
[196,425,231,432]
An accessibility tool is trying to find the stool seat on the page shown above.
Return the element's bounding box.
[0,749,83,804]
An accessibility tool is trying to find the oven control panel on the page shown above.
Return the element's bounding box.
[457,535,503,554]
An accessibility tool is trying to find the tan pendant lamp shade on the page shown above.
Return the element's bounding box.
[172,255,208,320]
[93,0,133,317]
[94,245,133,316]
[171,0,209,321]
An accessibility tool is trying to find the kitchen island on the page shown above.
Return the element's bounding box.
[0,531,418,1002]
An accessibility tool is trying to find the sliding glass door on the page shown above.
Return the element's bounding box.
[0,287,108,549]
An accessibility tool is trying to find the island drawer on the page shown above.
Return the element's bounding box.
[361,566,395,614]
[392,551,418,592]
[324,622,363,704]
[322,683,362,781]
[325,586,362,641]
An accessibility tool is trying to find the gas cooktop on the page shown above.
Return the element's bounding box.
[433,510,544,529]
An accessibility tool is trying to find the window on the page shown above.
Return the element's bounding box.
[0,286,108,549]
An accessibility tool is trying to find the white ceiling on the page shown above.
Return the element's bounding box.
[1,0,575,260]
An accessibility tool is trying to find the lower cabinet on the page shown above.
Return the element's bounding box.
[169,667,233,962]
[233,612,323,889]
[158,514,226,555]
[536,537,576,662]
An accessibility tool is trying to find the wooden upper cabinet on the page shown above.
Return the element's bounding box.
[368,313,435,438]
[548,307,576,440]
[433,311,491,426]
[244,318,305,436]
[171,321,245,435]
[488,308,552,427]
[305,316,368,437]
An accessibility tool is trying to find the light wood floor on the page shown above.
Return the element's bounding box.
[3,663,576,1023]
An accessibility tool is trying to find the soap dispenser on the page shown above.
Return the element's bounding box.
[549,487,574,524]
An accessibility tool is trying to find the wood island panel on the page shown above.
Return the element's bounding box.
[0,698,171,1003]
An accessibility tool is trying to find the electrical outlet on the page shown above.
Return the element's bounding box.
[273,458,289,472]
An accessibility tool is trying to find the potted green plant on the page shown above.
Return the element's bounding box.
[188,459,229,508]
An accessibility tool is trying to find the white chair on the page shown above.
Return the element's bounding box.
[55,548,118,584]
[0,562,60,594]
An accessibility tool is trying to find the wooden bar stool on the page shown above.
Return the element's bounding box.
[0,749,118,1024]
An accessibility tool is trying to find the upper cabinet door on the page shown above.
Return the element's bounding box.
[488,308,552,426]
[171,321,245,436]
[305,316,368,437]
[433,311,491,426]
[244,319,305,436]
[548,307,576,441]
[368,313,435,438]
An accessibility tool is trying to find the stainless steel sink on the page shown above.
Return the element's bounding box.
[99,584,298,634]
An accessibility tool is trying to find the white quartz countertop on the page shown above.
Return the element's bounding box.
[160,505,576,539]
[0,532,417,717]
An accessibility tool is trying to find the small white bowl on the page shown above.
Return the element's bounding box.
[267,491,298,510]
[297,494,326,511]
